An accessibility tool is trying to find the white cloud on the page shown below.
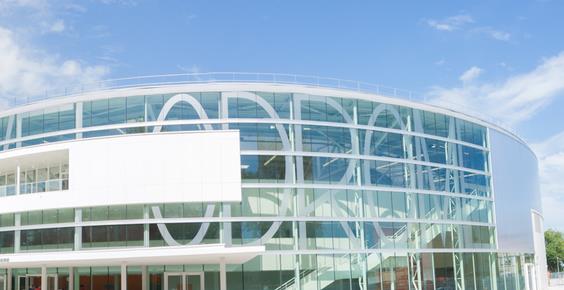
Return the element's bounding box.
[427,14,473,31]
[426,15,511,42]
[531,133,564,231]
[39,18,65,34]
[49,19,64,33]
[96,0,137,6]
[459,66,483,83]
[0,26,109,107]
[488,29,511,41]
[427,52,564,127]
[435,59,446,66]
[0,0,47,12]
[473,27,511,41]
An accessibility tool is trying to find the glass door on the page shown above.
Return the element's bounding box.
[18,276,25,290]
[165,274,183,290]
[0,275,5,290]
[25,275,39,290]
[18,275,58,290]
[164,273,203,290]
[47,276,56,290]
[185,275,201,290]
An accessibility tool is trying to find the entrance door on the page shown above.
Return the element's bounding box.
[184,274,201,290]
[164,273,204,290]
[166,274,182,290]
[18,275,57,290]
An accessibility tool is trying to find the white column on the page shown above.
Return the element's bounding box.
[523,264,530,290]
[74,209,82,250]
[531,265,537,290]
[15,165,20,195]
[141,266,148,290]
[41,266,47,290]
[7,268,12,290]
[220,261,227,290]
[121,264,127,290]
[14,213,20,253]
[69,267,74,290]
[143,206,150,247]
[76,102,83,139]
[15,115,21,148]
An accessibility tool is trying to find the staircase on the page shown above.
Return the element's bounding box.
[274,205,478,290]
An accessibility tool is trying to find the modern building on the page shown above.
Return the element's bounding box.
[0,74,548,290]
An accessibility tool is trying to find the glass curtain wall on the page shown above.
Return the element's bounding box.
[0,88,532,290]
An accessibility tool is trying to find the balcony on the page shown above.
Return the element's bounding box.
[0,149,69,198]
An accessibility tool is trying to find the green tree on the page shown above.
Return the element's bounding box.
[545,229,564,272]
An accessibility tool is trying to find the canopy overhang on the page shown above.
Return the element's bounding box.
[0,244,264,268]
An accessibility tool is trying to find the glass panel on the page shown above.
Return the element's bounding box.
[461,145,488,171]
[185,275,200,290]
[147,95,164,121]
[257,92,291,119]
[126,95,145,123]
[363,160,406,187]
[303,156,355,184]
[90,99,109,126]
[421,253,435,290]
[463,253,476,290]
[168,275,182,290]
[475,253,493,290]
[108,97,126,124]
[0,231,14,253]
[434,253,455,290]
[47,276,56,290]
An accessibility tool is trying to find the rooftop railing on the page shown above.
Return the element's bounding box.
[5,72,524,145]
[12,72,416,105]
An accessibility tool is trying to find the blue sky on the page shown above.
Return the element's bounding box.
[0,0,563,230]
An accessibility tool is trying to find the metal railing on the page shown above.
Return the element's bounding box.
[10,72,416,105]
[550,271,564,279]
[19,178,69,194]
[550,272,564,286]
[3,72,524,144]
[0,184,16,197]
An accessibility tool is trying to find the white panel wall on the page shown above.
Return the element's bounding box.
[490,128,542,253]
[0,131,241,214]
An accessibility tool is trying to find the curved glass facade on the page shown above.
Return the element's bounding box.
[0,84,537,290]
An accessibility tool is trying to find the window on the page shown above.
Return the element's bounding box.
[302,125,352,154]
[256,92,291,119]
[363,160,406,188]
[82,224,143,248]
[303,156,354,184]
[20,228,73,251]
